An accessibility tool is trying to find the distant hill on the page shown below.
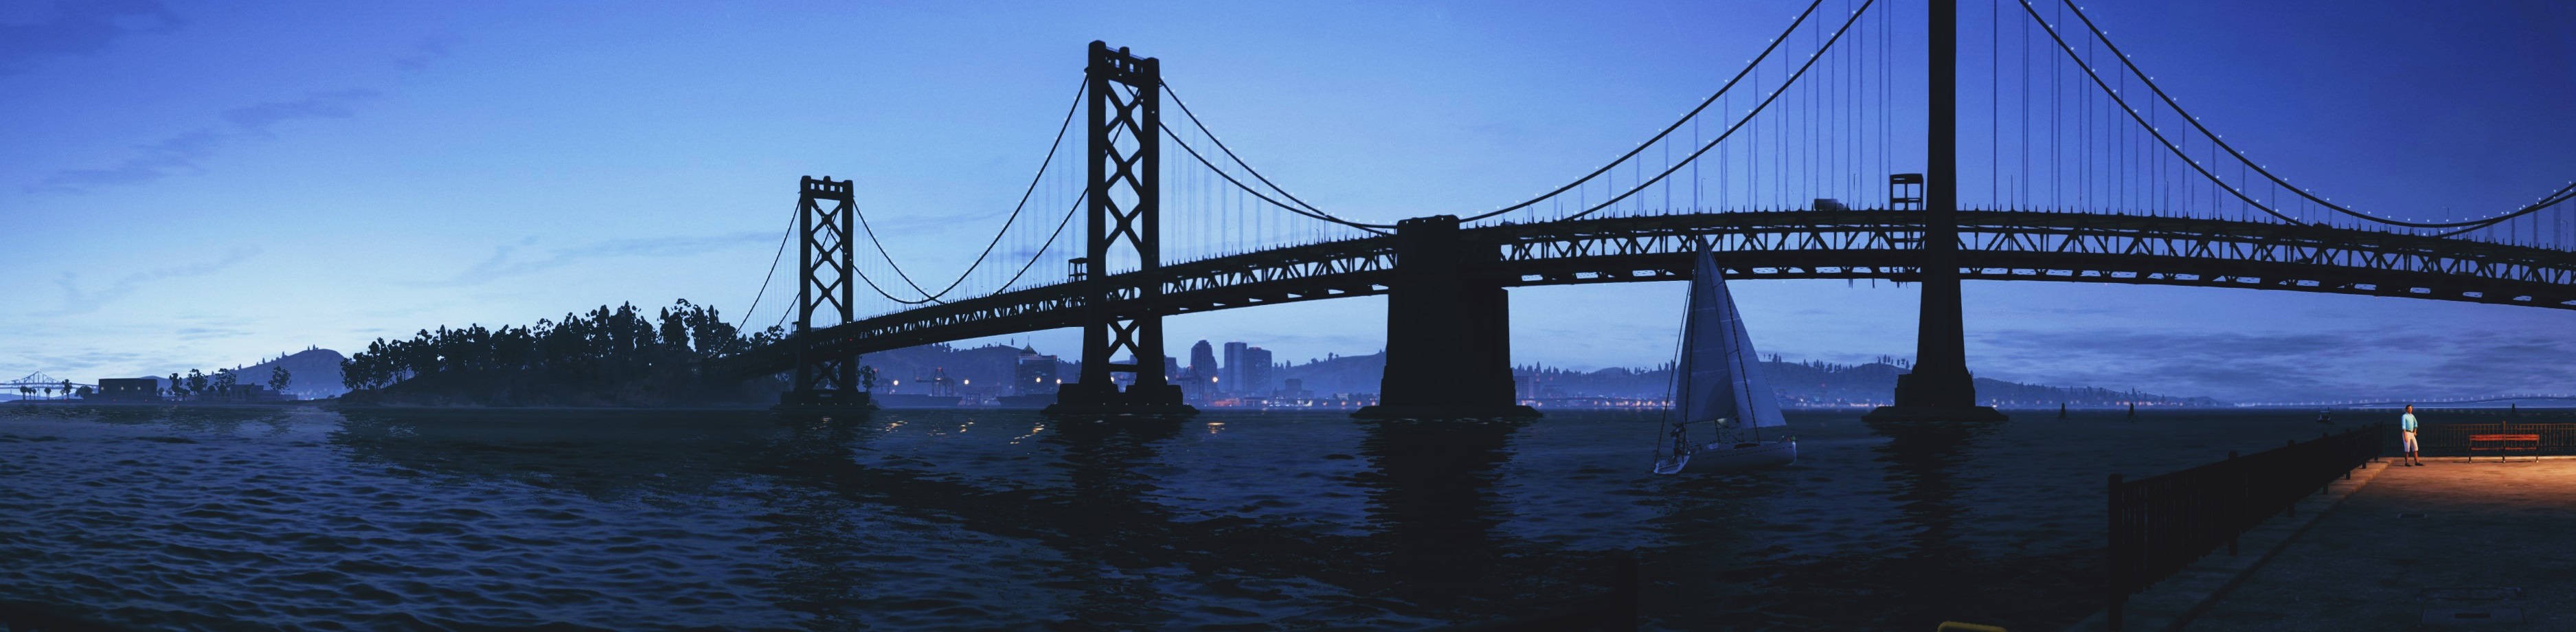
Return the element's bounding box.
[144,348,348,399]
[1519,357,2223,407]
[838,344,2219,407]
[863,343,1076,396]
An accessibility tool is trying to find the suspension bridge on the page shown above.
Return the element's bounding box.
[720,0,2576,418]
[3,372,91,401]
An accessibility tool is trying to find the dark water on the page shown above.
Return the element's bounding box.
[0,404,2369,630]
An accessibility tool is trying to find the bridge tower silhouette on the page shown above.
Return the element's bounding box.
[1045,42,1195,415]
[779,176,868,410]
[1867,0,2006,423]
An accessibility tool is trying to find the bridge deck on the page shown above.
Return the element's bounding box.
[724,210,2576,377]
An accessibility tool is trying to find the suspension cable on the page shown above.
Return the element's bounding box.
[1131,83,1393,235]
[1161,80,1390,230]
[851,186,1089,306]
[2015,0,2310,225]
[1456,0,1832,223]
[1548,0,1879,223]
[993,190,1084,294]
[1159,123,1394,235]
[856,80,1087,304]
[2036,0,2576,229]
[718,201,799,353]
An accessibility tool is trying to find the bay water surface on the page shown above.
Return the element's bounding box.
[0,404,2373,629]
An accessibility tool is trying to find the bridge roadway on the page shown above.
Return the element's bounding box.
[725,209,2576,377]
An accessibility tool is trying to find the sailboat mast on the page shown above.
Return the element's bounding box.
[1674,273,1698,427]
[1744,333,1758,441]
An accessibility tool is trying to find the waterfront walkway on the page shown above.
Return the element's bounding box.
[2187,458,2576,629]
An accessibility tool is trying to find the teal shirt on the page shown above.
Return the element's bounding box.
[2401,412,2418,431]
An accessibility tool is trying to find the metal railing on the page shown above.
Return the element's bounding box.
[2413,422,2576,456]
[2105,424,2386,631]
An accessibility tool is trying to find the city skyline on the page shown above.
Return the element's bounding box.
[5,1,2573,404]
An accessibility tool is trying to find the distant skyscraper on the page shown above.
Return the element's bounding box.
[1190,340,1217,384]
[1222,341,1248,393]
[1241,346,1274,395]
[1013,346,1057,395]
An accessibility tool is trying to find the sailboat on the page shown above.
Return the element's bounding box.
[1651,247,1796,475]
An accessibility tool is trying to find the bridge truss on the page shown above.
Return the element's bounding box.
[725,209,2576,376]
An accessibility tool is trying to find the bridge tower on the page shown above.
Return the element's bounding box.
[1866,0,2005,423]
[779,176,872,411]
[1353,216,1539,419]
[1047,41,1195,415]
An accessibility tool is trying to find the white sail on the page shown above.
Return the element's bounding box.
[1680,249,1786,429]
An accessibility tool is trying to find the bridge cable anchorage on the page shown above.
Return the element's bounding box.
[2029,0,2576,231]
[1454,0,1832,223]
[852,79,1089,305]
[1522,0,1878,225]
[1160,80,1393,233]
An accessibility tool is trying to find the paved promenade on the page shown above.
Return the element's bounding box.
[2189,458,2576,630]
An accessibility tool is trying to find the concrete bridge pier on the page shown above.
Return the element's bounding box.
[1355,216,1539,419]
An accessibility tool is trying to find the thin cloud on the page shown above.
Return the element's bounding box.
[1976,327,2574,403]
[394,34,457,72]
[221,89,379,136]
[0,0,183,76]
[411,232,777,287]
[28,89,381,193]
[174,326,253,341]
[38,247,261,316]
[26,130,225,192]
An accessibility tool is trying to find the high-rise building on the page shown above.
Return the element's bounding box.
[1013,346,1057,395]
[1190,340,1217,384]
[1241,346,1274,395]
[1221,341,1248,393]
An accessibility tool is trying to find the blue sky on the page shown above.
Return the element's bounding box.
[3,0,2571,403]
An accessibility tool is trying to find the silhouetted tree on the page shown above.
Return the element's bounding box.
[269,366,292,394]
[185,370,207,400]
[336,298,782,405]
[659,306,690,352]
[212,369,238,401]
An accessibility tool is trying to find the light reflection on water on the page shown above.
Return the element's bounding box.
[0,404,2362,629]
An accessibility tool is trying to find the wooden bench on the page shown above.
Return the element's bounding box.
[2467,433,2540,462]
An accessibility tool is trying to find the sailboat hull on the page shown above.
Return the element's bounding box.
[1660,439,1796,474]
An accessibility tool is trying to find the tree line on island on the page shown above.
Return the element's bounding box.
[9,367,293,402]
[337,300,789,407]
[155,366,295,400]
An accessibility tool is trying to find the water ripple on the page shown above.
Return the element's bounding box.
[0,405,2365,629]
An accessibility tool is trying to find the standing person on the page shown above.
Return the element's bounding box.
[2399,405,2423,466]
